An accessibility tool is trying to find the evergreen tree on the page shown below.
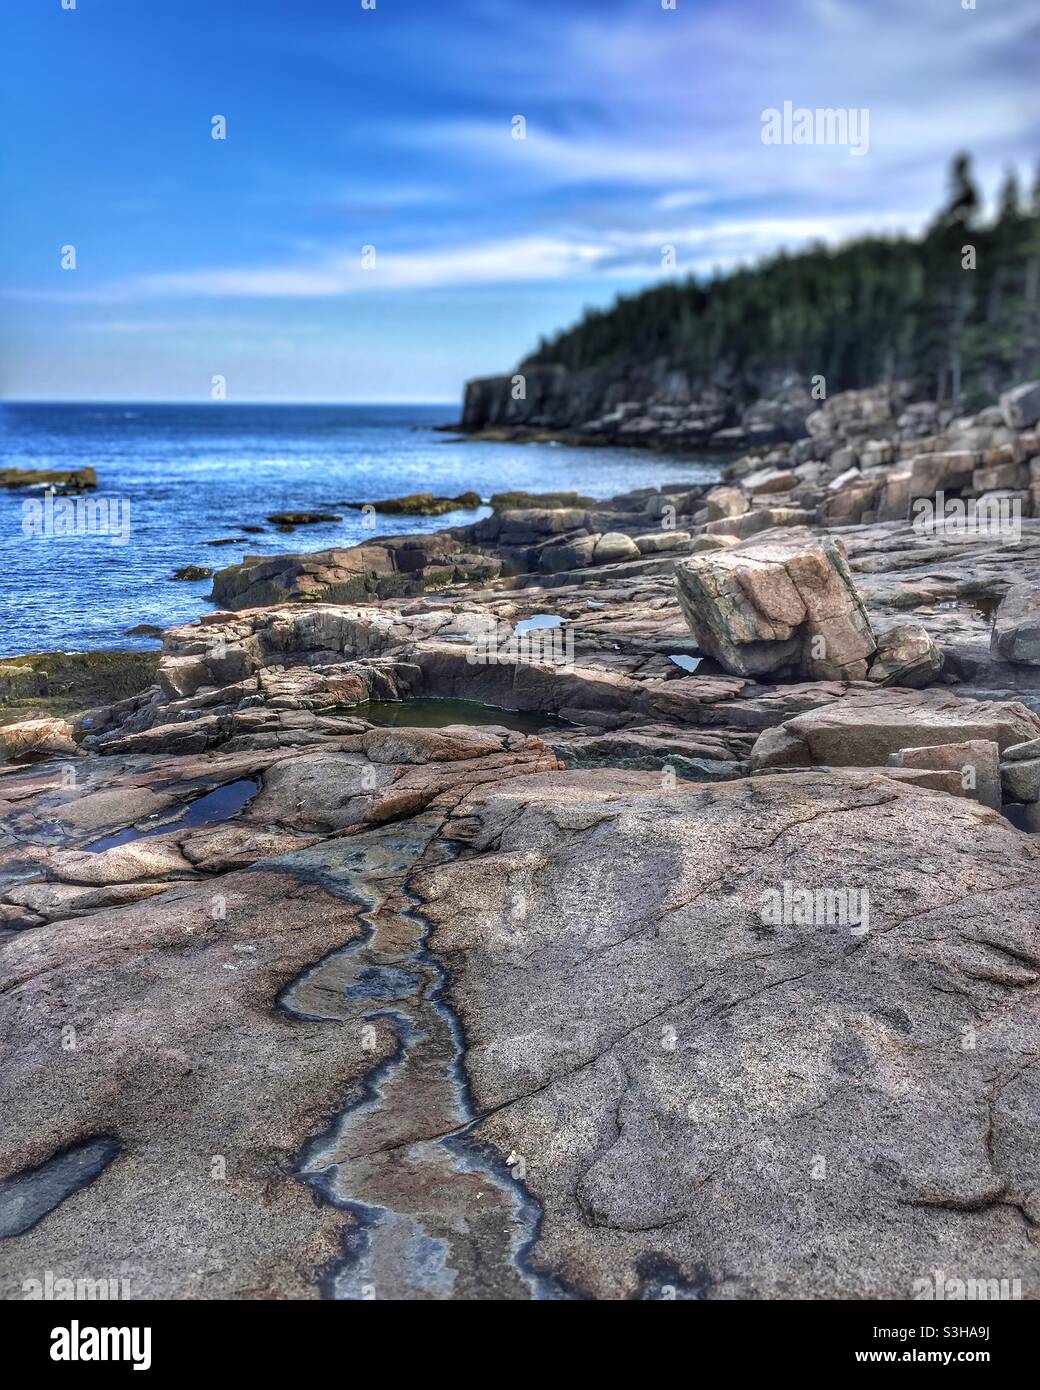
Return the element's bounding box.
[523,154,1038,408]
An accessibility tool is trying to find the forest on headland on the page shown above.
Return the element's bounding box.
[523,155,1040,411]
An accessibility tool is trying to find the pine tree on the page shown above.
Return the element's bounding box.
[524,153,1039,409]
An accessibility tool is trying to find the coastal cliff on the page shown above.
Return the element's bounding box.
[461,362,808,450]
[460,154,1040,452]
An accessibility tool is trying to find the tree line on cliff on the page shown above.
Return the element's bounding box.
[523,155,1040,412]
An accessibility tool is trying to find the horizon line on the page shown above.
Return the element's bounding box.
[0,397,461,408]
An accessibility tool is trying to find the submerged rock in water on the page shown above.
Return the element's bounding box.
[267,511,343,526]
[0,466,97,491]
[343,491,481,516]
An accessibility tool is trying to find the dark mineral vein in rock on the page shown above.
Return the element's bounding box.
[271,818,570,1299]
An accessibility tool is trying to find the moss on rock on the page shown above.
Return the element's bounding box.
[0,649,160,724]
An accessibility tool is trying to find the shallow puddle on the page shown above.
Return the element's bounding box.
[935,595,1002,624]
[513,613,562,635]
[344,698,571,735]
[1001,803,1037,833]
[83,777,260,852]
[0,1135,120,1238]
[669,654,702,673]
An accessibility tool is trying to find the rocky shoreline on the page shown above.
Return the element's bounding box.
[456,364,818,453]
[3,378,1040,1299]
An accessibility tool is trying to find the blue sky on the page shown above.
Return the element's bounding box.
[2,0,1038,404]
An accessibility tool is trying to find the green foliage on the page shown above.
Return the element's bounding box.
[524,155,1040,407]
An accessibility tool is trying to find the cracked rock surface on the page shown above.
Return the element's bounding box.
[4,403,1040,1298]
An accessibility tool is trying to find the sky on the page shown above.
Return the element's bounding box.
[2,0,1038,404]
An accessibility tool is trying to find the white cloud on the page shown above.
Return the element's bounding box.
[76,210,928,303]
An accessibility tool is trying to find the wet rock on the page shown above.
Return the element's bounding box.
[0,1137,119,1238]
[172,566,213,582]
[266,512,342,527]
[344,492,481,516]
[675,529,876,680]
[0,466,97,491]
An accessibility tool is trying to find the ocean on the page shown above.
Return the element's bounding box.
[0,402,721,657]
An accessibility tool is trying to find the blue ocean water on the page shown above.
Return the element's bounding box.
[0,402,720,657]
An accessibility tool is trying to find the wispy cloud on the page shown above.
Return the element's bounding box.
[114,211,930,301]
[3,0,1037,399]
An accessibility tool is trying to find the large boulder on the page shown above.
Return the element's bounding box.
[210,537,501,610]
[1000,379,1040,430]
[991,584,1040,666]
[0,718,77,761]
[592,532,641,564]
[703,485,748,522]
[866,622,944,689]
[675,529,876,680]
[888,740,1001,811]
[751,689,1040,770]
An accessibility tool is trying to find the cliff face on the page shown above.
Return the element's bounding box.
[462,360,706,429]
[460,361,809,450]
